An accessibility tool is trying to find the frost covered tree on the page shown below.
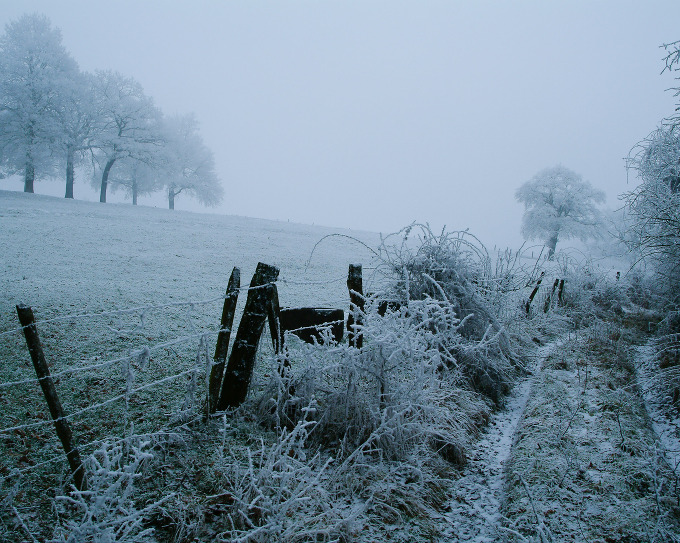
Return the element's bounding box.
[90,71,163,203]
[515,165,605,259]
[161,114,223,210]
[623,41,680,305]
[0,14,79,192]
[55,71,99,198]
[103,156,162,205]
[626,126,680,303]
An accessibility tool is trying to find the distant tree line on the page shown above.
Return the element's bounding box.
[0,14,223,209]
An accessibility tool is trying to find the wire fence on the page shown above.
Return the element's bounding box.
[0,265,550,490]
[0,271,362,487]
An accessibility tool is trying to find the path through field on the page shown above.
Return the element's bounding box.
[440,340,560,542]
[440,327,680,542]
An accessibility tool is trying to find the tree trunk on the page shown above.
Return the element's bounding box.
[65,147,74,199]
[168,189,175,210]
[24,162,35,193]
[100,158,115,203]
[132,180,138,205]
[547,232,559,260]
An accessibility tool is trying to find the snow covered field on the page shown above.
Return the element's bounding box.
[2,191,679,543]
[0,191,386,539]
[0,190,382,315]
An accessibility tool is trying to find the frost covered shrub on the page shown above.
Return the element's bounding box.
[211,417,360,543]
[254,265,510,479]
[370,224,522,403]
[549,255,629,325]
[238,277,499,537]
[264,299,490,457]
[213,225,527,540]
[626,125,680,309]
[650,313,680,403]
[50,438,171,543]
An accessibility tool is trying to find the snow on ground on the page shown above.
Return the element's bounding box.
[0,189,384,400]
[502,326,680,542]
[0,190,385,540]
[0,190,382,317]
[440,337,567,542]
[3,191,678,543]
[636,343,680,487]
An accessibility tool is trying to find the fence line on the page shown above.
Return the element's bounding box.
[0,298,219,340]
[0,416,205,483]
[0,265,538,489]
[0,367,198,436]
[0,325,225,390]
[0,276,364,341]
[0,272,364,465]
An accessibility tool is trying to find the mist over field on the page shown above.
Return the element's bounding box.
[3,3,680,541]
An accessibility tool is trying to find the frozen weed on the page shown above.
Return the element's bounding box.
[49,437,172,543]
[210,414,361,543]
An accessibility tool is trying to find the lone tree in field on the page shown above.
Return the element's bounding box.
[516,165,605,259]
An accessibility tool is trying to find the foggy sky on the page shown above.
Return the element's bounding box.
[2,0,680,249]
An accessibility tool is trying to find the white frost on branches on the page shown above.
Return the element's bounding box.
[515,165,605,259]
[50,439,172,543]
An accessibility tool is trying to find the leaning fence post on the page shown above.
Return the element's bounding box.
[16,304,87,491]
[557,279,565,306]
[266,283,293,393]
[207,267,240,414]
[266,283,282,355]
[347,264,365,348]
[217,262,280,410]
[544,278,560,313]
[525,271,545,315]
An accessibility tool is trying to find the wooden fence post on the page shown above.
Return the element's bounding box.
[207,267,240,414]
[16,305,87,491]
[525,271,545,315]
[217,263,279,410]
[266,283,282,355]
[347,264,365,348]
[544,278,560,313]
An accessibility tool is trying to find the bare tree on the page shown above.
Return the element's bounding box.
[515,165,605,259]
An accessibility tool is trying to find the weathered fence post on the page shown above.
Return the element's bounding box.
[16,305,87,491]
[217,262,279,410]
[347,264,365,348]
[207,267,240,414]
[525,271,545,315]
[544,278,560,313]
[267,283,282,355]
